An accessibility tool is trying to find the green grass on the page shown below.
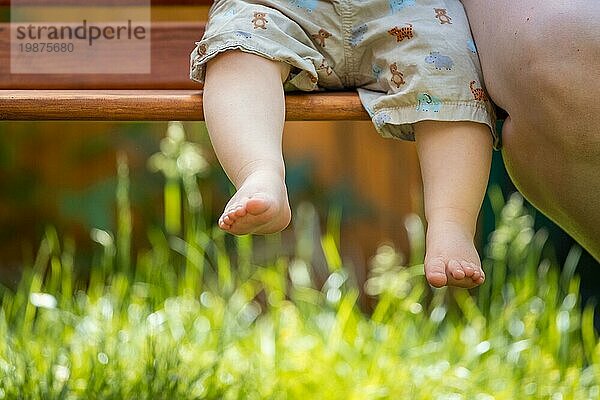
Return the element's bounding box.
[0,122,599,399]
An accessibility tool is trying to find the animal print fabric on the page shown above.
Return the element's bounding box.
[190,0,499,148]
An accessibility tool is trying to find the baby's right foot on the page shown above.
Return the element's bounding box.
[218,170,291,235]
[424,220,485,289]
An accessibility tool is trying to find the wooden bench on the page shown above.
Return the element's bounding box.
[0,0,370,121]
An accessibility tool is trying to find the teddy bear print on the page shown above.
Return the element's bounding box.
[389,63,405,88]
[312,29,331,47]
[317,59,333,76]
[434,8,452,24]
[252,12,268,29]
[318,60,333,76]
[192,44,207,70]
[197,43,208,57]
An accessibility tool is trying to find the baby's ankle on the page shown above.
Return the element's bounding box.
[232,160,285,188]
[427,223,475,243]
[426,209,478,239]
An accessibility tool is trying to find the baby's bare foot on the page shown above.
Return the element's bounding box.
[424,221,485,289]
[218,170,291,235]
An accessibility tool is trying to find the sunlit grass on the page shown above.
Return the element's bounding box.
[0,123,599,399]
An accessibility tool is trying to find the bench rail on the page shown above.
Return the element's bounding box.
[0,90,369,120]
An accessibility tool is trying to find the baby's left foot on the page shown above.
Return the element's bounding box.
[424,220,485,289]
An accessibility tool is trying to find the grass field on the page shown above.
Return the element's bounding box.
[0,123,598,399]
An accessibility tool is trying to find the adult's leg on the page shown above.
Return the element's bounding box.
[203,50,292,234]
[462,1,600,261]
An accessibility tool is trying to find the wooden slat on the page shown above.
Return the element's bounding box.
[0,22,205,89]
[0,90,370,121]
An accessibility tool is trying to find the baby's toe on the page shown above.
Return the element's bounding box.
[459,261,477,278]
[463,261,484,283]
[425,257,448,288]
[474,268,485,284]
[219,218,232,230]
[223,214,236,225]
[448,259,466,280]
[447,262,485,288]
[234,206,247,217]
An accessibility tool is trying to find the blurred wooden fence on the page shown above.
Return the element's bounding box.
[0,4,423,277]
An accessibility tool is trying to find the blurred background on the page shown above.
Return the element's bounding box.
[0,119,598,317]
[0,121,421,286]
[0,2,598,315]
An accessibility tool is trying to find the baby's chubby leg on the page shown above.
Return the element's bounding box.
[203,51,292,235]
[414,121,492,288]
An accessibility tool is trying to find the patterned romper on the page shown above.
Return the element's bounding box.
[190,0,498,147]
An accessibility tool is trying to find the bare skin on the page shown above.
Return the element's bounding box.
[204,50,492,288]
[217,170,290,234]
[462,1,600,261]
[203,51,292,235]
[415,121,491,288]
